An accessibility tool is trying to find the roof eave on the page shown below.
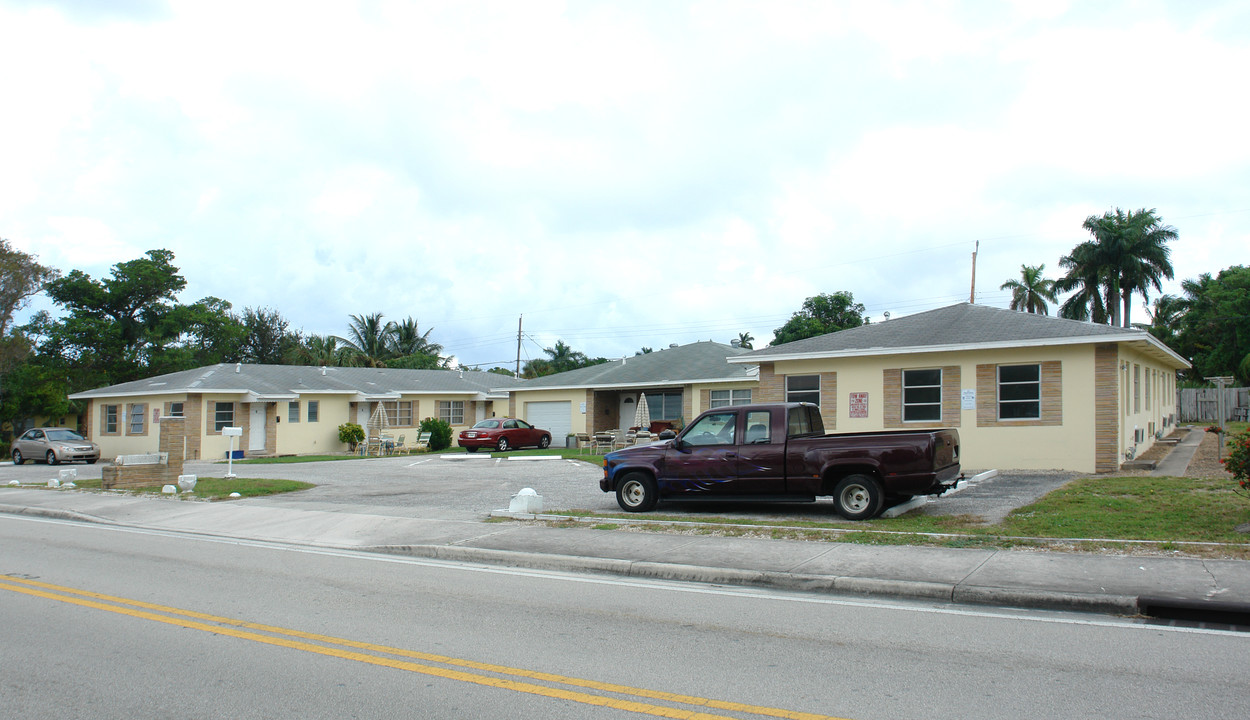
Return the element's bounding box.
[735,334,1191,368]
[508,374,756,393]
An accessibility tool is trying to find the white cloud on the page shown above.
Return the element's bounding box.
[1,0,1246,365]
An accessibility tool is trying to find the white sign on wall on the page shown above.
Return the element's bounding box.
[961,389,976,410]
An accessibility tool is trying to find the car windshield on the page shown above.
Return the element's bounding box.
[45,429,86,442]
[472,420,500,429]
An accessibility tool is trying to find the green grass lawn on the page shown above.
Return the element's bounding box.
[559,474,1250,557]
[68,477,314,500]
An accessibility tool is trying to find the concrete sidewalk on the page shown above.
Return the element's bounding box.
[4,486,1249,623]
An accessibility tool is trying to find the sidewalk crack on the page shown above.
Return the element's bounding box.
[956,549,999,587]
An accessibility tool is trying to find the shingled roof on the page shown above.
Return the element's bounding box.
[732,303,1188,367]
[513,341,755,391]
[69,364,525,401]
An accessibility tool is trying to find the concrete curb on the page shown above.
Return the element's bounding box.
[364,542,1143,616]
[0,503,115,526]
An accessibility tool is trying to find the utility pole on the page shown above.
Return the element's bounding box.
[969,240,979,304]
[515,315,523,377]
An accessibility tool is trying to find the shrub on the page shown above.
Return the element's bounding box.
[419,417,453,451]
[1223,428,1250,494]
[338,422,365,451]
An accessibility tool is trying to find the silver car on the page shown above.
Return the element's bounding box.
[11,428,101,465]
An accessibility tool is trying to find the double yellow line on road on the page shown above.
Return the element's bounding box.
[1,575,851,720]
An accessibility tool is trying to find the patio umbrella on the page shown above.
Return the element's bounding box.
[367,402,389,454]
[633,393,651,432]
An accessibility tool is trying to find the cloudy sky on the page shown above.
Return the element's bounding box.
[3,0,1247,370]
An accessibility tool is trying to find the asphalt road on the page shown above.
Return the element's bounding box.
[3,514,1246,720]
[2,454,1078,524]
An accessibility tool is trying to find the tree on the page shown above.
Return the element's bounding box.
[386,316,445,368]
[0,239,58,372]
[1055,241,1114,323]
[486,367,515,377]
[387,317,443,358]
[37,249,237,386]
[1056,208,1176,327]
[771,291,867,346]
[521,340,607,378]
[0,358,71,436]
[338,313,394,367]
[1173,266,1250,384]
[999,264,1058,314]
[1144,294,1187,348]
[736,332,754,349]
[239,307,300,364]
[287,334,356,367]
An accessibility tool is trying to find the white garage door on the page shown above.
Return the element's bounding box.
[525,401,571,440]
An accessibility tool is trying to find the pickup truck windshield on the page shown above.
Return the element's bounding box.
[683,412,736,446]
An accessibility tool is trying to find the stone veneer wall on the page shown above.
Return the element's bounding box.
[101,417,187,490]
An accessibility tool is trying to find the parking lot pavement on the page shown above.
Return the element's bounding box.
[193,455,619,521]
[2,455,1079,526]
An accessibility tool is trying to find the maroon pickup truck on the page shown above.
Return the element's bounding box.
[600,402,960,519]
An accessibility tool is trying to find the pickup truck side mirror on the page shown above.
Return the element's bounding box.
[658,429,676,440]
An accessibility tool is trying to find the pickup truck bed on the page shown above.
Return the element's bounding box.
[601,402,960,519]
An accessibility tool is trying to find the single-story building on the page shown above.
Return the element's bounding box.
[66,304,1191,472]
[730,303,1190,473]
[68,364,523,459]
[503,341,758,441]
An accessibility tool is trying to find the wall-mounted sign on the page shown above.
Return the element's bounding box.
[961,389,976,410]
[849,392,869,419]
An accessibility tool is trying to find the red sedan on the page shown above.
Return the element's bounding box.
[458,418,552,452]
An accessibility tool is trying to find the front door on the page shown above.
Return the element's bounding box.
[249,404,266,452]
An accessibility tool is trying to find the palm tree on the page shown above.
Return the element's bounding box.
[387,316,443,358]
[736,332,754,349]
[1058,208,1176,327]
[543,340,588,374]
[1113,209,1176,327]
[1055,241,1115,323]
[338,313,394,367]
[1144,294,1187,346]
[286,334,355,366]
[999,264,1058,314]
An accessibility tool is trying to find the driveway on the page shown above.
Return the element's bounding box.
[1,455,1077,525]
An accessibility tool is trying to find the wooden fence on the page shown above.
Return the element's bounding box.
[1176,387,1249,422]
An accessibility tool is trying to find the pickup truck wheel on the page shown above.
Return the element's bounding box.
[833,474,883,520]
[616,472,658,512]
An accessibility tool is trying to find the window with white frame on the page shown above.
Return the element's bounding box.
[439,400,463,425]
[785,375,820,405]
[168,401,184,417]
[307,401,319,422]
[902,369,942,422]
[288,402,300,423]
[709,389,752,408]
[998,364,1041,420]
[103,404,119,434]
[384,401,413,426]
[214,402,235,431]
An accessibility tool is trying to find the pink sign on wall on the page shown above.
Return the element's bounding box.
[849,392,869,418]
